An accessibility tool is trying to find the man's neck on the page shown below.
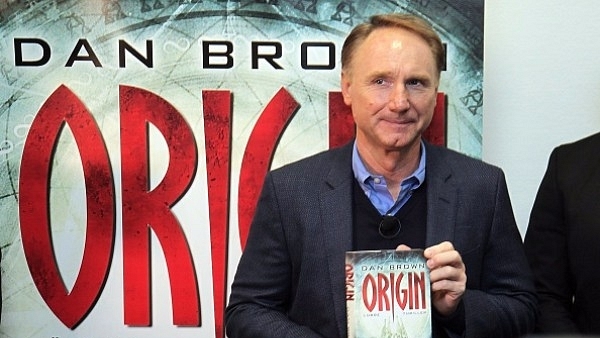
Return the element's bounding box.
[356,139,422,197]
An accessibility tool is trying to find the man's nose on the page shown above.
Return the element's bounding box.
[388,85,410,111]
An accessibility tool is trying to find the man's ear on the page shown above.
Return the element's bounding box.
[340,71,352,106]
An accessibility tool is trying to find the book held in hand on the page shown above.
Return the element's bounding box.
[345,249,431,338]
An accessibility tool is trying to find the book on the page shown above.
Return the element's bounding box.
[345,249,432,338]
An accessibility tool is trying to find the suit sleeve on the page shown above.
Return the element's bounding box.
[461,169,538,337]
[524,149,579,332]
[225,173,325,338]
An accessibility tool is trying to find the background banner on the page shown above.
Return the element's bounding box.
[0,1,483,337]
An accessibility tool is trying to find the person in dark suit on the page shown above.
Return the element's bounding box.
[226,13,537,338]
[525,132,600,334]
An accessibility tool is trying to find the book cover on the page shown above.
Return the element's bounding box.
[345,249,431,338]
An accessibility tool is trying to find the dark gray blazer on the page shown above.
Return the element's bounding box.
[525,132,600,334]
[226,141,537,338]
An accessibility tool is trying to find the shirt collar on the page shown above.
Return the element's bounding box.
[352,141,426,186]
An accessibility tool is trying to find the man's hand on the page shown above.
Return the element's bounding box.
[397,241,466,316]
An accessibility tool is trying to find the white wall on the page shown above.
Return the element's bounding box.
[483,1,600,236]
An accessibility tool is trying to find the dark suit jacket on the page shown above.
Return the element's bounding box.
[525,132,600,334]
[226,141,536,338]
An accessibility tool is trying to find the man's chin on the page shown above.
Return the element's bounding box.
[383,136,421,152]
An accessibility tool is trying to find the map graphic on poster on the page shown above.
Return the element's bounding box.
[0,1,483,337]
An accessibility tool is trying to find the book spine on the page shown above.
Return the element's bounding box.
[345,260,355,338]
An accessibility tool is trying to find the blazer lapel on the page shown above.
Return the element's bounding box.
[424,143,458,247]
[320,143,354,337]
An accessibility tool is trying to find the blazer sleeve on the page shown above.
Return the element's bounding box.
[459,167,538,337]
[524,148,579,332]
[225,173,326,338]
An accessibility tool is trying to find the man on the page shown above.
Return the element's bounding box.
[226,13,536,337]
[525,132,600,334]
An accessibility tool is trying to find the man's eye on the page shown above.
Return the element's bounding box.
[374,78,385,85]
[407,79,421,86]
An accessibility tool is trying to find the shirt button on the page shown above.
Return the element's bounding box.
[373,177,381,184]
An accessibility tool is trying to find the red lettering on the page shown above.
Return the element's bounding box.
[19,85,115,328]
[413,271,427,309]
[377,273,391,311]
[203,90,232,338]
[120,85,199,326]
[345,264,355,301]
[395,272,408,309]
[362,272,427,313]
[237,88,299,249]
[362,274,377,312]
[328,92,355,148]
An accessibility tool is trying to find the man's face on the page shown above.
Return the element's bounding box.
[341,27,439,153]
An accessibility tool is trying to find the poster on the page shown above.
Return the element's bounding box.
[0,0,483,337]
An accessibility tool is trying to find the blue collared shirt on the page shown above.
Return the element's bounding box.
[352,141,426,216]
